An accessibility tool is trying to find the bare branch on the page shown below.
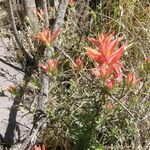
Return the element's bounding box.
[22,0,40,32]
[7,0,33,60]
[42,0,49,26]
[53,0,69,31]
[39,0,69,111]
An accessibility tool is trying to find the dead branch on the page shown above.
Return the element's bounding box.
[7,0,33,60]
[42,0,49,26]
[53,0,69,31]
[22,0,40,32]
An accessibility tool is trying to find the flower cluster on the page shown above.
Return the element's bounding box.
[126,73,141,87]
[84,33,141,88]
[39,59,58,76]
[69,0,77,5]
[84,33,125,88]
[33,144,45,150]
[34,28,60,48]
[73,57,84,71]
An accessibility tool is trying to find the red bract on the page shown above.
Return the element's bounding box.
[145,57,150,64]
[92,64,112,79]
[84,32,126,88]
[69,0,77,5]
[85,47,103,62]
[73,57,84,71]
[39,59,58,75]
[38,64,48,72]
[106,78,115,89]
[84,33,125,65]
[34,28,60,48]
[112,63,123,82]
[104,102,115,110]
[47,59,58,72]
[126,73,141,86]
[33,144,45,150]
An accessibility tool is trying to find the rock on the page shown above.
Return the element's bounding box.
[0,38,32,149]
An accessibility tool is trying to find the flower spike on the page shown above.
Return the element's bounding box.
[73,57,84,71]
[34,28,60,48]
[126,73,141,86]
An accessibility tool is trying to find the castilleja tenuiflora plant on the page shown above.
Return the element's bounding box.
[84,32,141,88]
[33,30,142,87]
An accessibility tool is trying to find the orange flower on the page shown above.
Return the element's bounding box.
[7,85,16,94]
[92,64,122,88]
[47,59,58,73]
[145,57,150,63]
[39,59,58,75]
[92,64,112,79]
[126,73,141,86]
[85,47,103,63]
[84,32,126,86]
[38,64,48,72]
[33,144,45,150]
[106,79,115,89]
[84,33,125,65]
[104,102,115,110]
[112,63,123,82]
[73,57,84,71]
[7,84,18,95]
[34,28,60,48]
[69,0,77,5]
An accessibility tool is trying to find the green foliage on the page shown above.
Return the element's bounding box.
[3,0,149,149]
[42,1,149,149]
